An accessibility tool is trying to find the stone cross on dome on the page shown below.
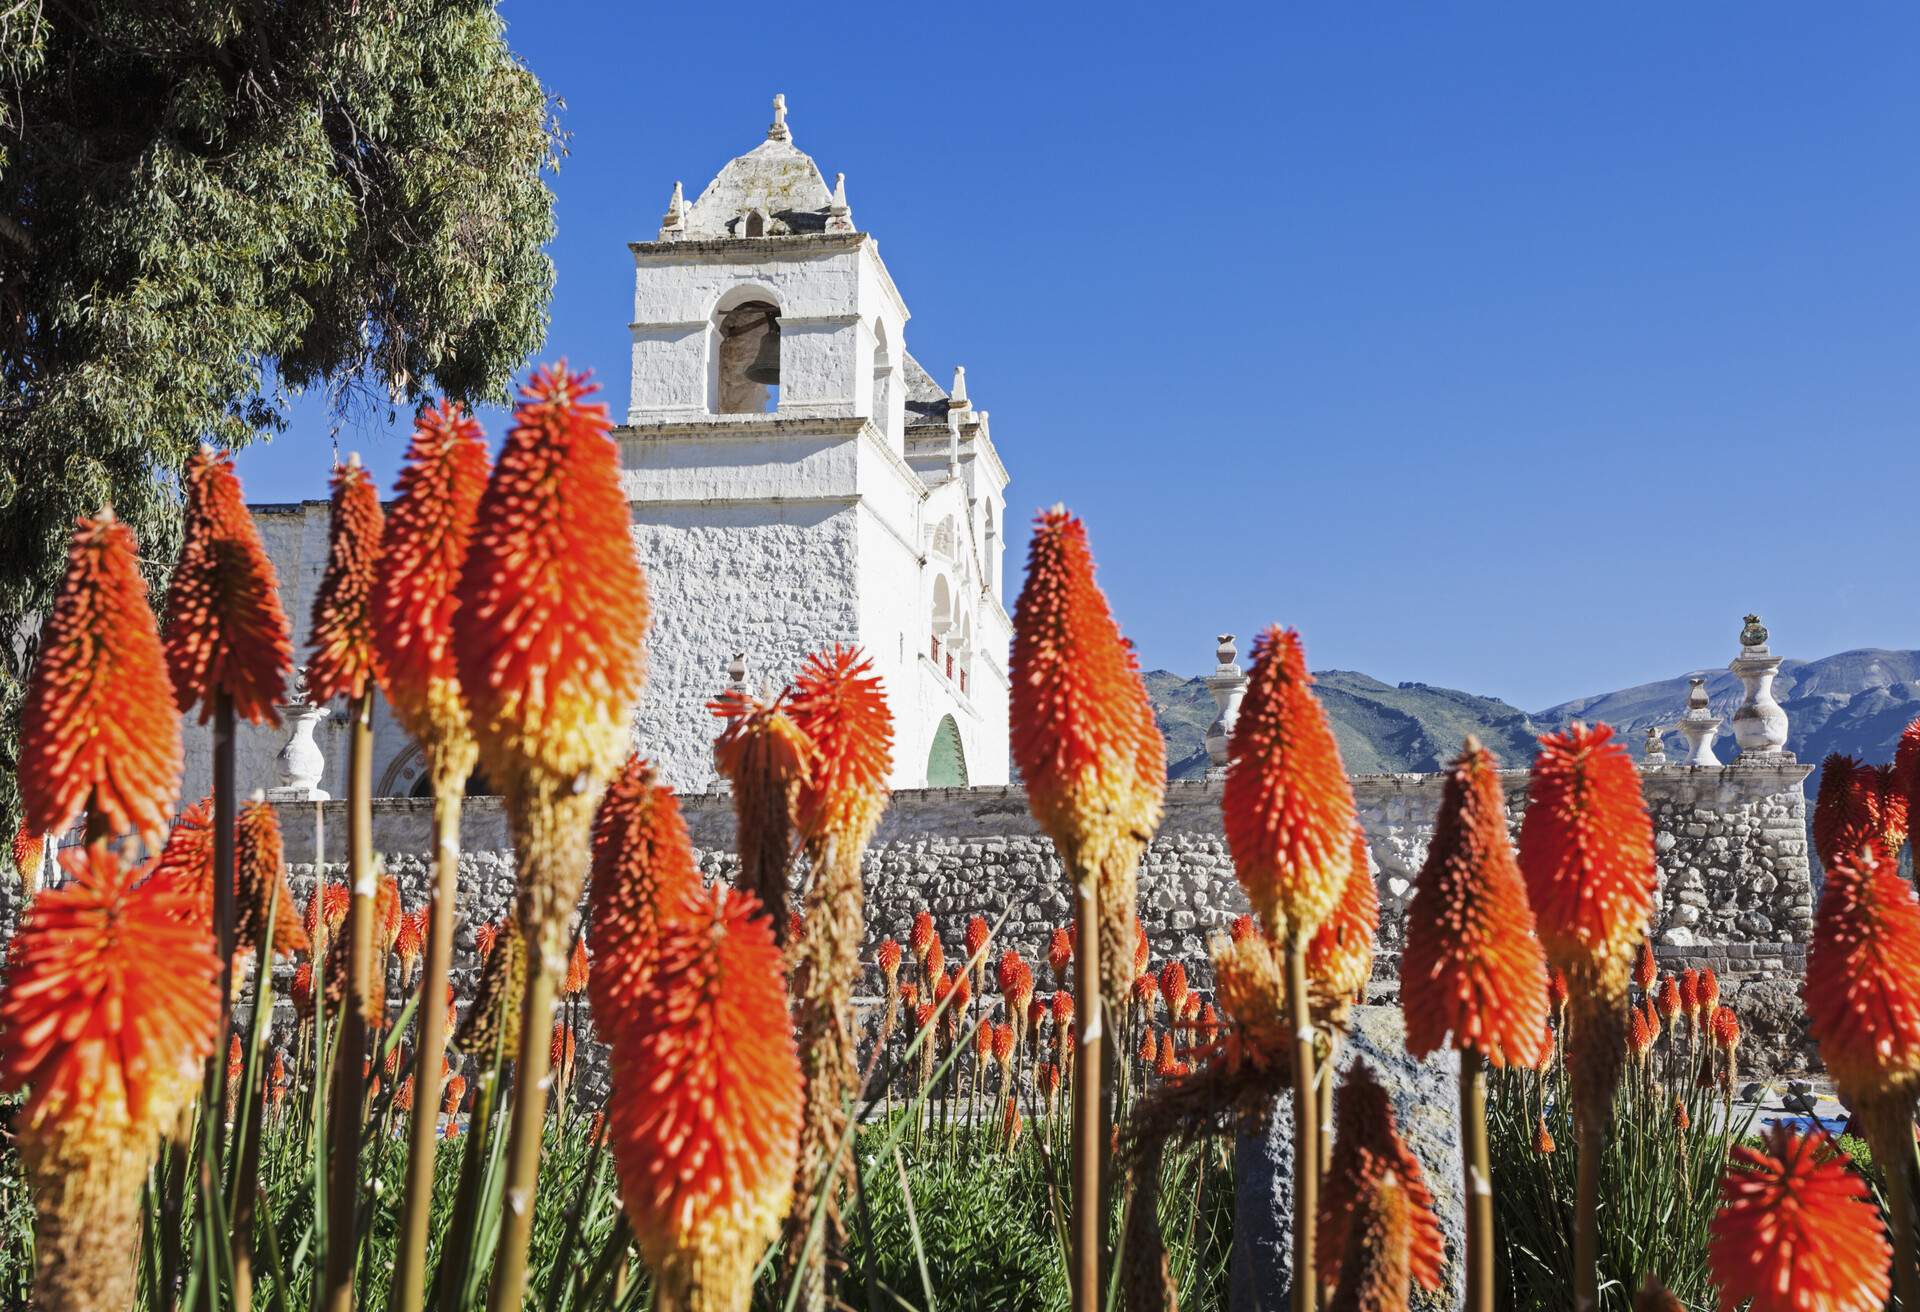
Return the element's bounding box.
[768,92,790,142]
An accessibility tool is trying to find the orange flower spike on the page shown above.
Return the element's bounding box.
[1229,913,1257,943]
[19,511,182,844]
[606,889,802,1312]
[1315,1061,1446,1293]
[454,363,649,819]
[1896,716,1920,826]
[925,936,944,981]
[1009,506,1167,1013]
[1699,968,1720,1017]
[1804,845,1920,1104]
[1133,918,1150,976]
[1813,755,1888,867]
[1326,1172,1414,1312]
[786,645,894,856]
[370,399,490,785]
[1877,764,1910,855]
[564,936,590,997]
[1307,825,1380,1009]
[909,911,935,967]
[0,848,221,1310]
[965,915,991,970]
[165,447,293,725]
[1157,960,1189,1019]
[1711,1005,1741,1052]
[1518,723,1658,992]
[1051,990,1074,1028]
[305,458,384,705]
[1046,926,1072,980]
[708,690,813,943]
[1655,975,1679,1026]
[992,1023,1016,1070]
[974,1021,994,1064]
[1546,966,1569,1021]
[1633,941,1657,994]
[1223,625,1358,943]
[394,910,425,970]
[1707,1129,1890,1312]
[877,938,902,986]
[1534,1117,1556,1155]
[587,755,703,1038]
[1402,739,1552,1068]
[150,797,215,930]
[236,798,308,957]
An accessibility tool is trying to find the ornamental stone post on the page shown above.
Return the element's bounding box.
[1729,614,1791,758]
[1204,634,1249,777]
[1643,725,1668,767]
[268,667,331,801]
[1679,677,1721,767]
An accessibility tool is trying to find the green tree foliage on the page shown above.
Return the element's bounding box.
[0,0,559,829]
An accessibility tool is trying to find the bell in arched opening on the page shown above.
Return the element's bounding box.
[717,301,781,412]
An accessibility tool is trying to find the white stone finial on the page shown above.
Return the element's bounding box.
[1729,613,1790,758]
[768,93,790,142]
[1204,634,1249,775]
[1679,676,1722,767]
[725,650,749,698]
[950,365,970,409]
[1643,724,1668,767]
[268,666,332,801]
[825,172,854,233]
[659,180,686,240]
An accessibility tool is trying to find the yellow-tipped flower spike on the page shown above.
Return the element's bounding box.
[1009,506,1166,1014]
[19,511,181,845]
[372,399,490,791]
[0,848,219,1310]
[453,364,649,953]
[305,458,384,705]
[1223,626,1357,945]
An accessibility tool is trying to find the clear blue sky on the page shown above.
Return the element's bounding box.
[237,3,1920,712]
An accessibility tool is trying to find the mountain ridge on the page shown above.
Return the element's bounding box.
[1147,647,1920,782]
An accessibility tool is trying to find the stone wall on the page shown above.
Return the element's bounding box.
[266,756,1815,1071]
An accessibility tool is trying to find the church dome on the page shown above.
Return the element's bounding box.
[672,94,840,239]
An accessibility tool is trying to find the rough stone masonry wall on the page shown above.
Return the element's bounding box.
[267,756,1816,1077]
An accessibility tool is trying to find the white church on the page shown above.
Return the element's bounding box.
[184,95,1012,803]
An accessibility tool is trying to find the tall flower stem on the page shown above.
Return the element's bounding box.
[324,690,375,1312]
[485,952,560,1312]
[1865,1101,1920,1312]
[394,786,462,1312]
[1070,879,1104,1312]
[230,878,282,1312]
[1285,938,1317,1312]
[1573,1111,1602,1311]
[1460,1058,1494,1312]
[213,693,238,1054]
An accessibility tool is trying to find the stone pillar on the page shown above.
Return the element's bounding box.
[1679,677,1722,767]
[1729,614,1791,759]
[1204,634,1249,777]
[268,668,331,802]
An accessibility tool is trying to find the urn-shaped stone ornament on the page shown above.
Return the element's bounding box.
[1204,634,1248,774]
[270,667,331,800]
[1679,677,1722,767]
[1729,613,1790,757]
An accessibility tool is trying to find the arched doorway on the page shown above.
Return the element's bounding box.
[926,714,968,788]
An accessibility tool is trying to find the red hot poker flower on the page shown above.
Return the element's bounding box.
[1317,1060,1445,1293]
[165,448,292,725]
[1804,844,1920,1104]
[1047,926,1072,980]
[1707,1129,1890,1312]
[1518,723,1658,991]
[1009,507,1166,1013]
[606,887,802,1312]
[1633,941,1657,993]
[877,938,902,983]
[0,846,221,1135]
[371,399,490,784]
[1223,626,1358,944]
[305,459,384,705]
[19,512,182,844]
[1814,755,1896,867]
[1307,826,1379,1016]
[588,755,704,1039]
[454,363,649,802]
[1402,739,1551,1068]
[236,798,308,958]
[786,645,894,856]
[965,916,991,970]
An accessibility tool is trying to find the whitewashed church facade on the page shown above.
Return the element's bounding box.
[182,95,1011,803]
